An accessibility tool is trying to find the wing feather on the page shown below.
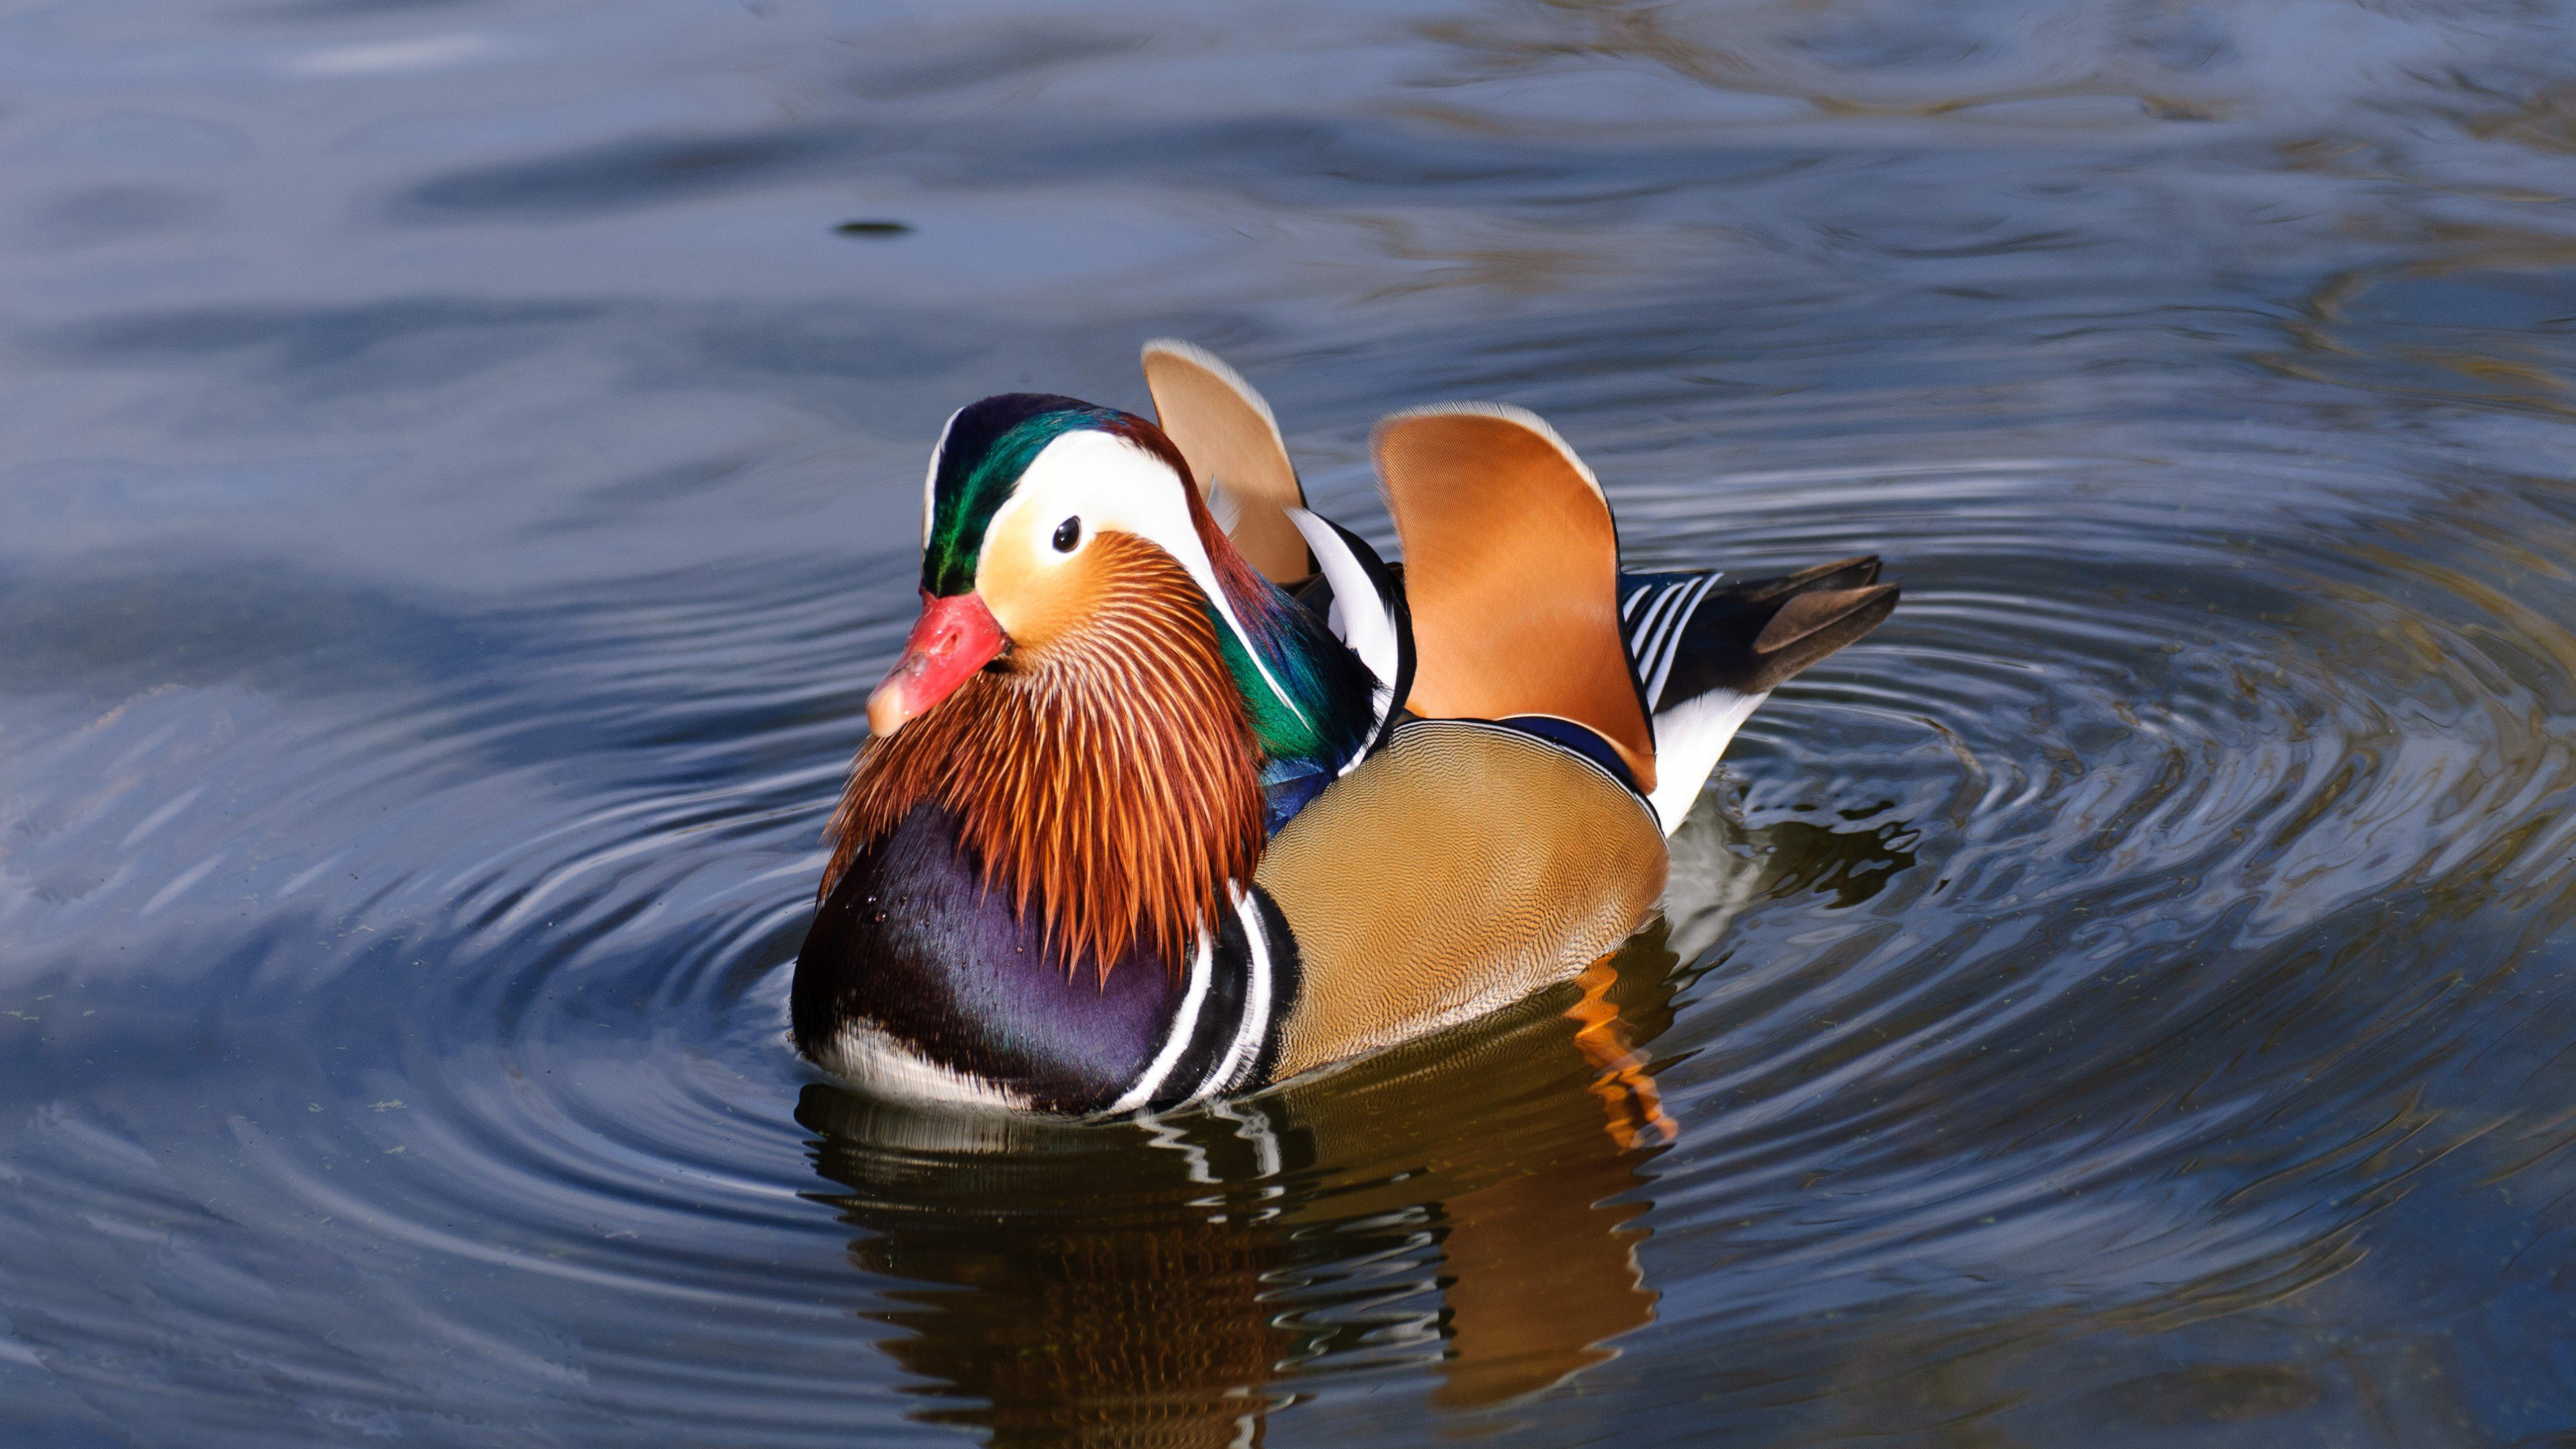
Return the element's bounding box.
[1141,339,1313,583]
[1373,405,1657,792]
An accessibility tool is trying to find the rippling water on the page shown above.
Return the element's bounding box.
[6,1,2576,1444]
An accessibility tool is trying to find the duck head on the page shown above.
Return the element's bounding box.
[830,393,1373,980]
[868,392,1294,741]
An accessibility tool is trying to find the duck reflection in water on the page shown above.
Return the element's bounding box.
[798,924,1694,1445]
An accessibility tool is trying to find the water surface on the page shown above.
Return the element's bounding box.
[6,1,2576,1444]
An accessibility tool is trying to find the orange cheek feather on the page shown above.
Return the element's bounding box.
[977,529,1107,655]
[826,532,1265,980]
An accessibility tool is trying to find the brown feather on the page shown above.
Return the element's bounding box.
[1141,339,1313,584]
[822,532,1266,981]
[1373,405,1658,792]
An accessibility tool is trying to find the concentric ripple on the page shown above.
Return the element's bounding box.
[8,1,2576,1446]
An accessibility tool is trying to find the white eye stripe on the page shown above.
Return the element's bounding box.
[981,429,1308,731]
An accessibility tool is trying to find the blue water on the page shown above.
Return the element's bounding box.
[6,1,2576,1444]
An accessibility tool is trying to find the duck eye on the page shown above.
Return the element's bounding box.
[1051,517,1081,553]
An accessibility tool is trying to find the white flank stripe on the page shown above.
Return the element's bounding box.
[1646,574,1721,705]
[1198,891,1275,1099]
[1644,579,1699,656]
[1623,583,1669,649]
[1664,574,1717,653]
[1108,926,1214,1113]
[1631,586,1680,658]
[1629,583,1695,699]
[1630,578,1701,706]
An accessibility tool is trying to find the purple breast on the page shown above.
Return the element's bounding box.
[792,805,1183,1112]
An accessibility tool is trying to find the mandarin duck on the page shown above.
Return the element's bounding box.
[792,343,1897,1114]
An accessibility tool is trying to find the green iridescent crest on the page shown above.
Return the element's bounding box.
[921,396,1123,596]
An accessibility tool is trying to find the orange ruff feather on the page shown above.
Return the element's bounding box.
[822,533,1266,981]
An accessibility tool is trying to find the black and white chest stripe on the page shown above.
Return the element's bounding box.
[1105,883,1303,1114]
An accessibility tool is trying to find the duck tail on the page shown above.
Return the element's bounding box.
[1622,557,1898,832]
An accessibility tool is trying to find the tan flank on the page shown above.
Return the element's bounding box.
[1257,720,1666,1077]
